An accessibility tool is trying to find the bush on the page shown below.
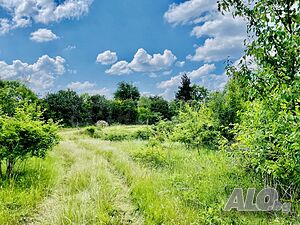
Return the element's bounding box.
[85,126,97,137]
[133,128,153,140]
[171,105,220,149]
[232,99,300,198]
[0,104,59,177]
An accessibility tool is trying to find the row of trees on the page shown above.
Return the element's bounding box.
[42,80,209,127]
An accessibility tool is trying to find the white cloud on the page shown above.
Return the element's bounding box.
[188,36,245,62]
[0,55,66,92]
[67,81,95,90]
[175,61,185,67]
[0,0,93,34]
[164,0,215,25]
[106,48,177,75]
[105,61,132,75]
[87,88,111,97]
[158,64,216,89]
[96,50,118,65]
[128,49,177,73]
[191,14,245,38]
[164,0,247,63]
[30,28,59,42]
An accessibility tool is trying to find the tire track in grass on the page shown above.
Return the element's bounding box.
[27,140,143,225]
[78,139,198,225]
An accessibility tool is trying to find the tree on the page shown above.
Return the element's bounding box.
[137,96,172,124]
[114,82,140,101]
[109,100,138,124]
[0,82,59,178]
[175,74,193,102]
[0,80,37,116]
[0,104,59,178]
[90,95,110,124]
[191,84,209,103]
[43,89,85,127]
[219,0,300,196]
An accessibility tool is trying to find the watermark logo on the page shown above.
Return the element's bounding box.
[224,188,291,213]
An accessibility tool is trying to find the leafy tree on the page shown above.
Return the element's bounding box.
[138,96,172,124]
[191,84,209,103]
[149,96,171,121]
[43,89,85,127]
[109,100,138,124]
[175,74,193,102]
[0,80,37,116]
[219,0,300,195]
[90,94,110,124]
[138,97,155,124]
[114,82,140,101]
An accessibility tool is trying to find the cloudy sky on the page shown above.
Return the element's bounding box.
[0,0,246,99]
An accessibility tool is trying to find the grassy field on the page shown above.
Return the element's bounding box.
[0,126,299,224]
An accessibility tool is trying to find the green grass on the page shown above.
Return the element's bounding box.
[0,125,299,224]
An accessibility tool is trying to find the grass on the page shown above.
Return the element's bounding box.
[0,125,299,224]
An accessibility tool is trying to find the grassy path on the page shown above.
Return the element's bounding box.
[28,134,143,225]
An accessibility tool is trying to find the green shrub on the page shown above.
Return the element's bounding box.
[232,99,300,199]
[104,133,129,141]
[133,128,153,140]
[132,147,171,169]
[85,126,97,137]
[171,105,220,149]
[0,104,59,177]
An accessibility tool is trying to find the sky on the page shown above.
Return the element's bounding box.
[0,0,247,99]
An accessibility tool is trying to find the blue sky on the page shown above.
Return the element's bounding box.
[0,0,246,99]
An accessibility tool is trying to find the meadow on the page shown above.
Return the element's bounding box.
[0,125,298,225]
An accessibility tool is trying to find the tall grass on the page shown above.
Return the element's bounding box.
[0,126,298,224]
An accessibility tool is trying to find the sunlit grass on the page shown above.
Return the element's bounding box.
[0,126,298,224]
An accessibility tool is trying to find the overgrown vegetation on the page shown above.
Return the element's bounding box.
[0,0,299,223]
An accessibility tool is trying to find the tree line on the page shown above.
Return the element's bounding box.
[41,79,210,127]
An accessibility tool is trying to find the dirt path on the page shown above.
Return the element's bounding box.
[27,138,143,225]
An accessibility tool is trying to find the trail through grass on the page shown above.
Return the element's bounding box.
[0,126,299,224]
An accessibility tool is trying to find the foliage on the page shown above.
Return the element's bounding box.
[218,0,300,198]
[109,100,138,124]
[0,104,59,177]
[43,89,86,127]
[90,95,110,124]
[191,84,209,103]
[233,97,300,198]
[138,96,173,124]
[0,80,37,117]
[85,126,97,137]
[171,104,220,149]
[175,74,193,102]
[114,82,140,101]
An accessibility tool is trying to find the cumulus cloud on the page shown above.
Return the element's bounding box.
[0,0,93,34]
[164,0,247,63]
[66,82,112,98]
[164,0,215,25]
[158,64,227,100]
[106,48,177,75]
[175,61,185,67]
[96,50,118,65]
[0,55,66,92]
[30,28,59,42]
[105,61,132,75]
[158,64,216,89]
[67,81,95,90]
